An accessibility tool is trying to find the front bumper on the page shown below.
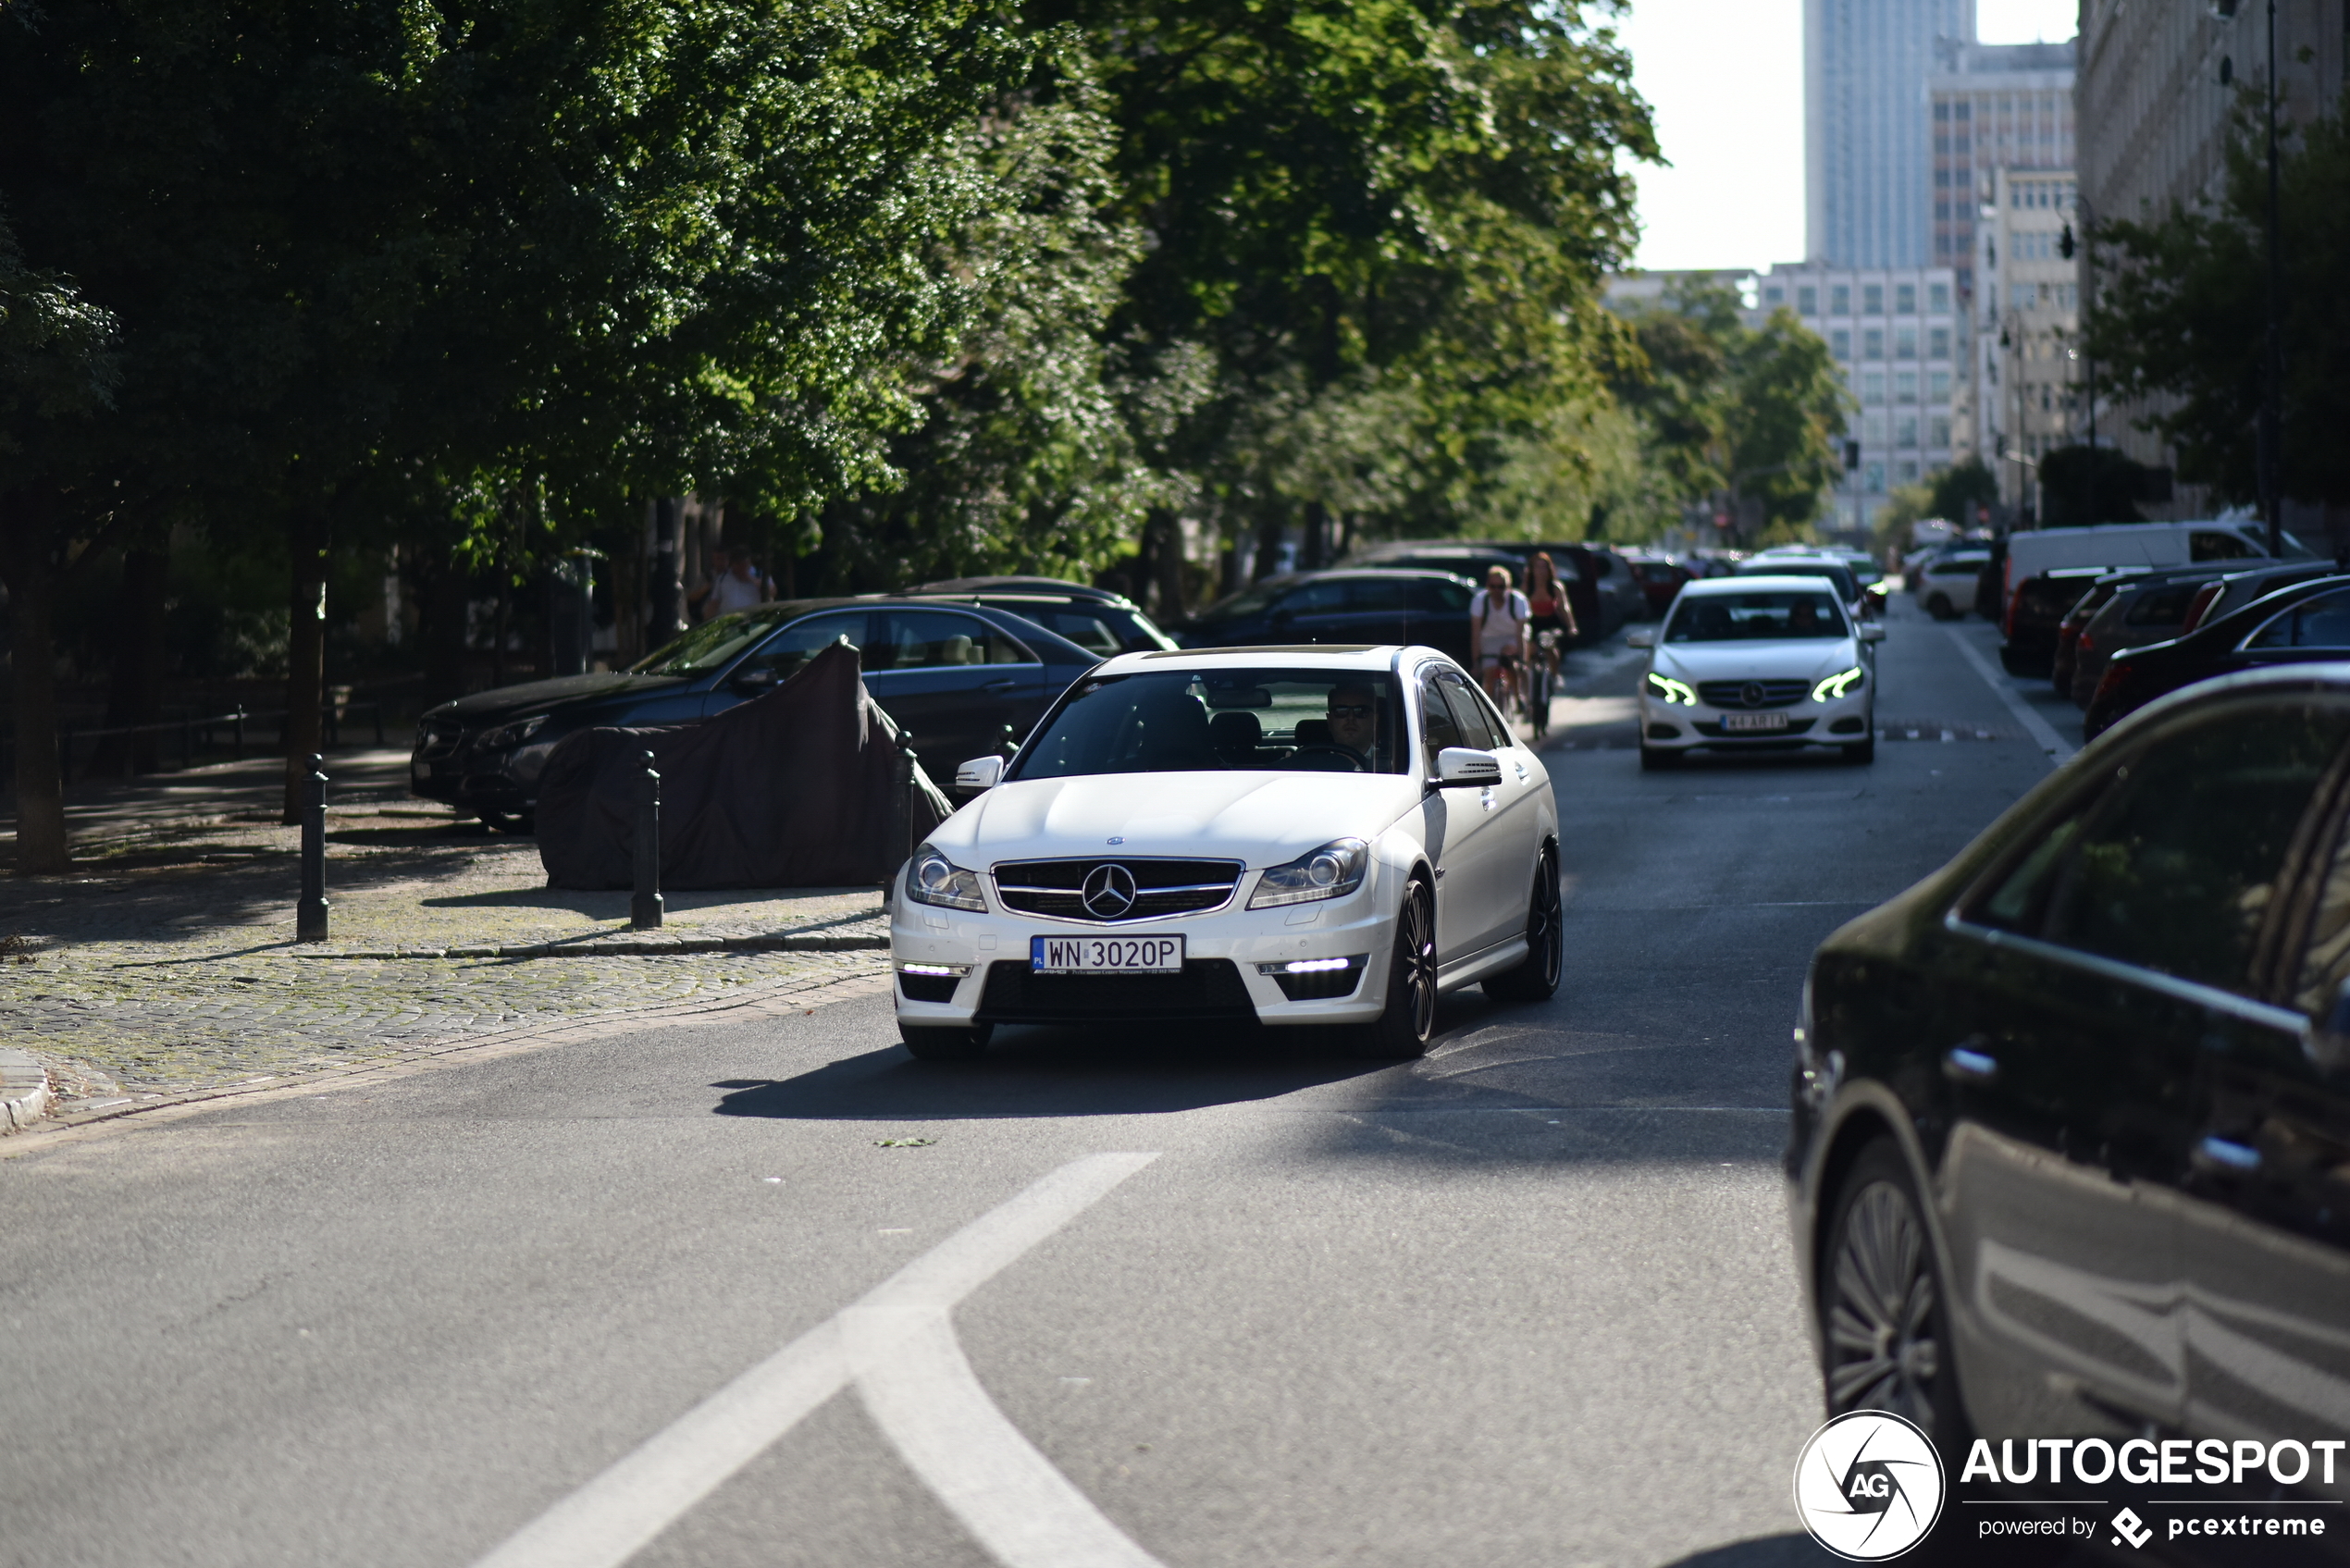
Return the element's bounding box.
[1638,688,1873,751]
[890,863,1398,1029]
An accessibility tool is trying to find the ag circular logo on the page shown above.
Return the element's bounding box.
[1081,862,1137,919]
[1792,1411,1946,1561]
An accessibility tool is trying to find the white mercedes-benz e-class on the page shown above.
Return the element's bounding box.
[888,646,1560,1061]
[1630,574,1886,769]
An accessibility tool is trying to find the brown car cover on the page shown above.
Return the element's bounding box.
[536,640,953,890]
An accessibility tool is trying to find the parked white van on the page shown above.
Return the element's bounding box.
[2001,520,2307,620]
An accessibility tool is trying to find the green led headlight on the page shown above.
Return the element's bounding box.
[1812,666,1864,702]
[1646,672,1697,707]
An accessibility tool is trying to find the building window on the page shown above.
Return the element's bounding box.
[1831,328,1851,359]
[1831,284,1851,315]
[1895,372,1918,404]
[1929,282,1950,310]
[1863,328,1885,360]
[1930,416,1951,448]
[1935,102,1950,122]
[1863,284,1885,315]
[1929,327,1950,358]
[1862,372,1886,404]
[1763,286,1784,306]
[1798,286,1818,315]
[1929,369,1952,400]
[1865,463,1886,495]
[1896,417,1919,449]
[1896,283,1916,314]
[1895,327,1918,359]
[1956,102,1971,121]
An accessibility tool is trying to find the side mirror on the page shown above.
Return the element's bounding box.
[955,755,1005,792]
[731,666,779,692]
[1860,623,1887,643]
[1433,747,1503,788]
[1625,629,1655,649]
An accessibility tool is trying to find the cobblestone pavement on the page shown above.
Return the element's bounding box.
[0,748,891,1108]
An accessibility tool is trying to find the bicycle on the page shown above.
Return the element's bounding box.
[1478,649,1527,731]
[1528,628,1564,740]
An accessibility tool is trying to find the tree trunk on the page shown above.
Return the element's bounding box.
[649,497,684,641]
[1251,511,1284,582]
[2,497,70,873]
[282,513,328,823]
[1147,510,1187,622]
[94,542,170,774]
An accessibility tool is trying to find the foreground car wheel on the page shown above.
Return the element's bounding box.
[1822,1139,1968,1448]
[1351,878,1436,1058]
[1485,846,1562,1002]
[899,1021,993,1063]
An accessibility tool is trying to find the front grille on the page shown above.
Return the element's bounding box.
[975,959,1256,1023]
[1696,679,1812,710]
[992,858,1243,923]
[897,972,960,1004]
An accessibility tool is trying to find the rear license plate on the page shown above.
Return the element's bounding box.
[1722,711,1790,733]
[1031,935,1184,974]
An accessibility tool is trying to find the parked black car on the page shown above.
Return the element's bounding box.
[411,599,1098,827]
[1996,566,2107,675]
[1177,569,1477,665]
[2062,565,2232,709]
[1791,666,2350,1512]
[903,577,1179,657]
[2084,573,2350,739]
[1342,539,1638,642]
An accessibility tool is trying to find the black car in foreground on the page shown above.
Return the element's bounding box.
[1791,667,2350,1541]
[2085,572,2350,738]
[411,599,1097,827]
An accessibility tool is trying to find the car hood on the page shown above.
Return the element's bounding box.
[426,673,691,723]
[930,772,1422,869]
[1652,640,1860,682]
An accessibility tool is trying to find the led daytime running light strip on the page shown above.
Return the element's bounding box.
[1646,672,1697,707]
[1812,666,1864,702]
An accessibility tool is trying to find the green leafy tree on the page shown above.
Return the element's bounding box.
[1928,456,2000,527]
[2083,90,2350,509]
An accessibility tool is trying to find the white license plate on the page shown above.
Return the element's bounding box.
[1030,935,1184,974]
[1722,711,1790,733]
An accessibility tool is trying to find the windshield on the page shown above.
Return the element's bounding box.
[1010,669,1408,778]
[630,611,786,674]
[1664,592,1849,642]
[1737,562,1858,599]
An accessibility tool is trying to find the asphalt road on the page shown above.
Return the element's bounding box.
[0,595,2064,1568]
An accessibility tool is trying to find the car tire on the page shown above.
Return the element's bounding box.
[1839,736,1876,765]
[1349,878,1436,1059]
[899,1021,993,1063]
[1485,846,1563,1002]
[1925,594,1952,620]
[1639,745,1680,771]
[1820,1138,1973,1457]
[479,810,535,834]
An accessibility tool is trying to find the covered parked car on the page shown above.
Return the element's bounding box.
[1790,666,2350,1500]
[905,577,1179,657]
[2084,573,2350,739]
[1178,570,1476,666]
[411,599,1099,826]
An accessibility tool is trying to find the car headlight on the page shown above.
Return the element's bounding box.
[1247,837,1369,908]
[908,844,987,912]
[479,714,550,749]
[1646,672,1697,706]
[1811,667,1864,702]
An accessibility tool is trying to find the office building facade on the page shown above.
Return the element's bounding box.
[1975,168,2084,516]
[1927,41,2075,296]
[1806,0,1973,266]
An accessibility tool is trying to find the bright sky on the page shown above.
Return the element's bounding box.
[1615,0,2080,274]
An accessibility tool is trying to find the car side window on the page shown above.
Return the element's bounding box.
[1406,578,1474,614]
[2248,589,2350,650]
[1434,670,1504,752]
[734,611,867,684]
[874,611,1032,670]
[1023,608,1122,658]
[2193,530,2260,562]
[1279,581,1351,615]
[1343,577,1407,612]
[2028,708,2350,992]
[1419,677,1465,770]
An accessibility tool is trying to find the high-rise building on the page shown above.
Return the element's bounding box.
[1752,262,1964,532]
[1806,0,1973,267]
[1927,41,2074,297]
[2076,0,2345,521]
[1975,168,2083,518]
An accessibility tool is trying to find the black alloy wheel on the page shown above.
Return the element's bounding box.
[1352,878,1436,1058]
[1486,846,1563,1001]
[1822,1139,1969,1449]
[899,1021,994,1063]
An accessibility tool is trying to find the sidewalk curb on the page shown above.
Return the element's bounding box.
[0,1048,54,1134]
[0,965,894,1154]
[2,1079,53,1134]
[288,930,887,960]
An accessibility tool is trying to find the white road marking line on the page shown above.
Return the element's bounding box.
[847,1303,1167,1568]
[1942,625,2078,763]
[469,1152,1160,1568]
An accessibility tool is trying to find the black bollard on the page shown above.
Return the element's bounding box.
[631,749,663,930]
[296,753,329,942]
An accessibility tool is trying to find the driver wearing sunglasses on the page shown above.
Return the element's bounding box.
[1326,684,1380,761]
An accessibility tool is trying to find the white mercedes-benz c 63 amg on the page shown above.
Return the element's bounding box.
[888,646,1561,1061]
[1630,574,1886,769]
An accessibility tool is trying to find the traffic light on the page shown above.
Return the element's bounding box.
[1845,440,1861,472]
[2058,223,2076,260]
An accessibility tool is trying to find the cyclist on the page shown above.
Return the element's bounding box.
[1469,564,1530,722]
[1522,552,1577,739]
